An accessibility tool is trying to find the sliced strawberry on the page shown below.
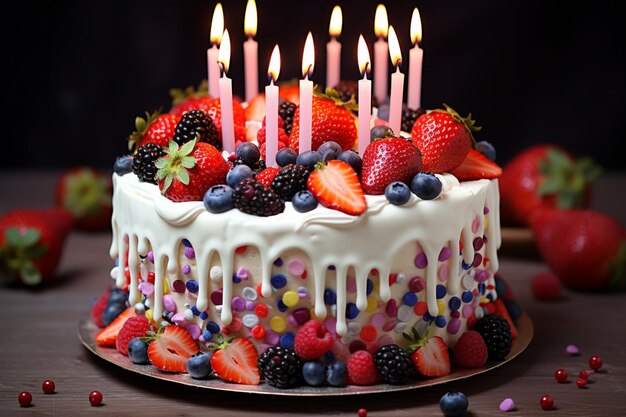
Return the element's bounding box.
[450,149,503,181]
[147,325,200,373]
[410,335,451,377]
[115,315,152,356]
[210,337,260,385]
[307,160,367,216]
[95,307,136,347]
[255,167,280,189]
[91,289,111,328]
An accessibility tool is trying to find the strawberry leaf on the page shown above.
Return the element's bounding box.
[156,139,198,195]
[20,261,42,285]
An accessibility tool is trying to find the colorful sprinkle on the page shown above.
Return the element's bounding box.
[499,398,515,412]
[277,299,289,312]
[408,276,425,292]
[210,289,223,305]
[242,313,260,328]
[415,252,428,269]
[236,266,249,280]
[251,325,266,340]
[413,301,428,316]
[448,296,462,311]
[435,315,447,328]
[472,216,480,234]
[360,325,377,342]
[293,308,311,324]
[473,237,484,251]
[436,300,446,315]
[397,305,412,322]
[566,344,580,356]
[324,288,337,305]
[271,274,287,289]
[366,279,374,295]
[199,311,208,320]
[280,332,295,348]
[346,303,360,319]
[348,322,362,335]
[370,313,385,328]
[265,330,280,346]
[438,247,452,262]
[231,296,246,312]
[253,303,268,318]
[273,257,283,266]
[385,299,398,317]
[474,269,489,283]
[184,247,195,259]
[186,280,199,294]
[450,310,461,319]
[210,266,222,281]
[282,291,299,307]
[402,292,418,306]
[138,281,154,296]
[447,318,461,334]
[172,279,186,293]
[346,277,357,293]
[235,245,248,255]
[365,296,378,313]
[187,324,201,339]
[206,321,220,334]
[436,284,447,299]
[182,264,191,275]
[286,258,306,276]
[242,286,257,301]
[472,253,483,268]
[147,251,154,263]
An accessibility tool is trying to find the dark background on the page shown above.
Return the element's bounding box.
[6,0,625,170]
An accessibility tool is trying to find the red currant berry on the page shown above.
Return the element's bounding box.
[42,379,55,394]
[589,355,603,371]
[18,391,32,407]
[554,369,568,383]
[576,378,587,388]
[579,370,592,380]
[540,394,554,410]
[357,409,368,417]
[89,390,103,406]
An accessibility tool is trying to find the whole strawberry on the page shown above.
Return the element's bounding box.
[0,208,73,285]
[530,208,626,291]
[499,144,601,226]
[156,139,230,202]
[410,104,479,173]
[128,111,181,152]
[361,137,422,195]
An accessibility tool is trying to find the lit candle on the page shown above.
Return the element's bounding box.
[387,26,404,135]
[243,0,259,103]
[299,32,315,153]
[373,4,389,104]
[207,3,224,98]
[265,45,281,167]
[407,7,423,110]
[357,35,372,156]
[326,6,342,89]
[218,29,235,153]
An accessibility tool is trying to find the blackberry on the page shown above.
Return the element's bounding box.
[278,101,297,135]
[373,344,414,384]
[474,314,512,360]
[401,107,426,133]
[133,143,165,184]
[173,110,220,148]
[257,346,303,388]
[271,164,310,201]
[233,178,285,216]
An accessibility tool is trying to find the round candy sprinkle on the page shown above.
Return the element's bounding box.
[242,286,257,301]
[232,296,246,312]
[282,291,299,307]
[554,369,568,383]
[539,395,553,410]
[589,355,603,371]
[172,279,186,293]
[371,313,385,328]
[436,284,447,299]
[566,344,580,356]
[438,247,452,262]
[236,267,249,280]
[242,313,260,328]
[286,258,306,276]
[415,252,428,269]
[402,292,418,306]
[499,398,515,412]
[18,391,32,407]
[357,408,368,417]
[209,266,222,281]
[435,315,447,328]
[184,247,195,259]
[280,332,295,348]
[293,308,311,324]
[408,276,425,292]
[324,288,337,305]
[265,330,280,346]
[271,274,287,289]
[254,304,268,318]
[89,390,103,406]
[346,303,360,319]
[446,318,461,335]
[182,264,191,275]
[185,279,199,293]
[397,305,412,322]
[576,378,587,388]
[251,325,266,340]
[210,289,223,305]
[270,316,287,333]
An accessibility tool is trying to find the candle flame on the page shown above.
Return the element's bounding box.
[218,29,231,74]
[410,8,422,45]
[388,26,402,67]
[301,32,315,78]
[244,0,257,37]
[374,4,389,38]
[357,35,371,75]
[268,45,281,82]
[210,3,224,45]
[329,6,342,37]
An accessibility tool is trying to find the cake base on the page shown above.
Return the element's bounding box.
[78,313,533,396]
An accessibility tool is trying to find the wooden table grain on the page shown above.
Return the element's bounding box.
[1,171,625,416]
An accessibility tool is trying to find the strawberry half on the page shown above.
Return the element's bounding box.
[361,137,422,195]
[210,337,260,385]
[95,307,136,347]
[405,328,451,377]
[147,325,200,373]
[450,149,503,181]
[307,160,367,216]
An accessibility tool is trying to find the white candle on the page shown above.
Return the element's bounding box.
[207,3,224,98]
[326,6,342,89]
[373,4,389,103]
[387,26,404,135]
[407,8,423,110]
[299,32,315,153]
[218,30,235,153]
[357,35,372,156]
[265,45,281,167]
[243,0,258,103]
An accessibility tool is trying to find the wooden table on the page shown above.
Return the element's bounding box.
[1,171,625,416]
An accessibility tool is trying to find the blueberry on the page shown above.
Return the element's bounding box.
[203,185,234,213]
[337,150,363,174]
[317,141,342,162]
[226,165,254,188]
[185,352,213,378]
[101,303,126,326]
[292,190,318,213]
[235,142,261,166]
[296,150,323,170]
[370,125,393,140]
[384,181,411,205]
[107,289,128,307]
[377,104,390,121]
[476,141,496,161]
[439,391,469,417]
[276,148,298,167]
[113,155,133,175]
[303,361,326,386]
[411,172,442,200]
[504,299,522,322]
[326,361,347,387]
[127,338,149,364]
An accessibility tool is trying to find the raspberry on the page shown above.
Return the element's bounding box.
[453,330,488,368]
[115,315,151,356]
[531,272,561,301]
[294,320,334,360]
[255,167,280,189]
[91,289,110,328]
[347,350,379,386]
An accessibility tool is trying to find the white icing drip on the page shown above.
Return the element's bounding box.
[128,234,140,305]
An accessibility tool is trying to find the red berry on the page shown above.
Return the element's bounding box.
[18,392,32,407]
[539,394,554,410]
[554,369,568,383]
[347,350,379,386]
[531,271,561,301]
[589,355,603,371]
[453,330,488,368]
[42,379,55,394]
[357,408,368,417]
[579,370,592,379]
[89,390,103,406]
[294,320,335,360]
[576,378,587,388]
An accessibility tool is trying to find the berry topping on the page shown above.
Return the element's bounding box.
[89,390,103,406]
[235,142,261,167]
[554,368,568,383]
[147,325,200,373]
[373,344,414,384]
[173,109,220,148]
[133,143,165,184]
[439,391,469,417]
[410,172,442,200]
[473,314,512,361]
[294,320,335,360]
[292,190,319,213]
[226,164,255,188]
[233,178,285,216]
[255,167,280,189]
[589,355,603,371]
[450,148,503,181]
[257,346,304,388]
[577,377,588,388]
[347,350,379,386]
[337,150,363,174]
[476,140,497,161]
[42,379,55,394]
[384,181,411,205]
[296,150,323,171]
[91,288,111,328]
[128,111,181,151]
[317,140,343,161]
[128,338,150,364]
[302,360,326,386]
[307,160,367,216]
[271,164,310,201]
[186,352,213,379]
[18,391,32,407]
[113,155,133,176]
[115,315,151,356]
[278,101,297,135]
[95,307,135,347]
[370,125,393,141]
[326,360,347,387]
[361,137,422,195]
[276,148,298,167]
[407,331,451,377]
[210,337,260,385]
[203,185,235,213]
[453,330,488,368]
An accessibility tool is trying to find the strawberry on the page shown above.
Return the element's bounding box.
[493,298,518,339]
[95,307,136,347]
[279,84,300,105]
[405,328,451,377]
[0,208,73,285]
[210,337,260,385]
[245,93,266,122]
[347,350,380,386]
[530,208,626,291]
[156,139,230,202]
[360,137,422,195]
[449,149,503,181]
[91,288,111,328]
[255,167,280,189]
[127,111,181,152]
[453,330,488,368]
[410,104,479,173]
[116,315,151,356]
[55,167,112,231]
[147,325,200,373]
[499,144,601,226]
[294,320,334,360]
[531,271,562,301]
[288,89,358,153]
[307,160,367,216]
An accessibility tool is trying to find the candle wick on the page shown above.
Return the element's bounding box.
[218,61,226,77]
